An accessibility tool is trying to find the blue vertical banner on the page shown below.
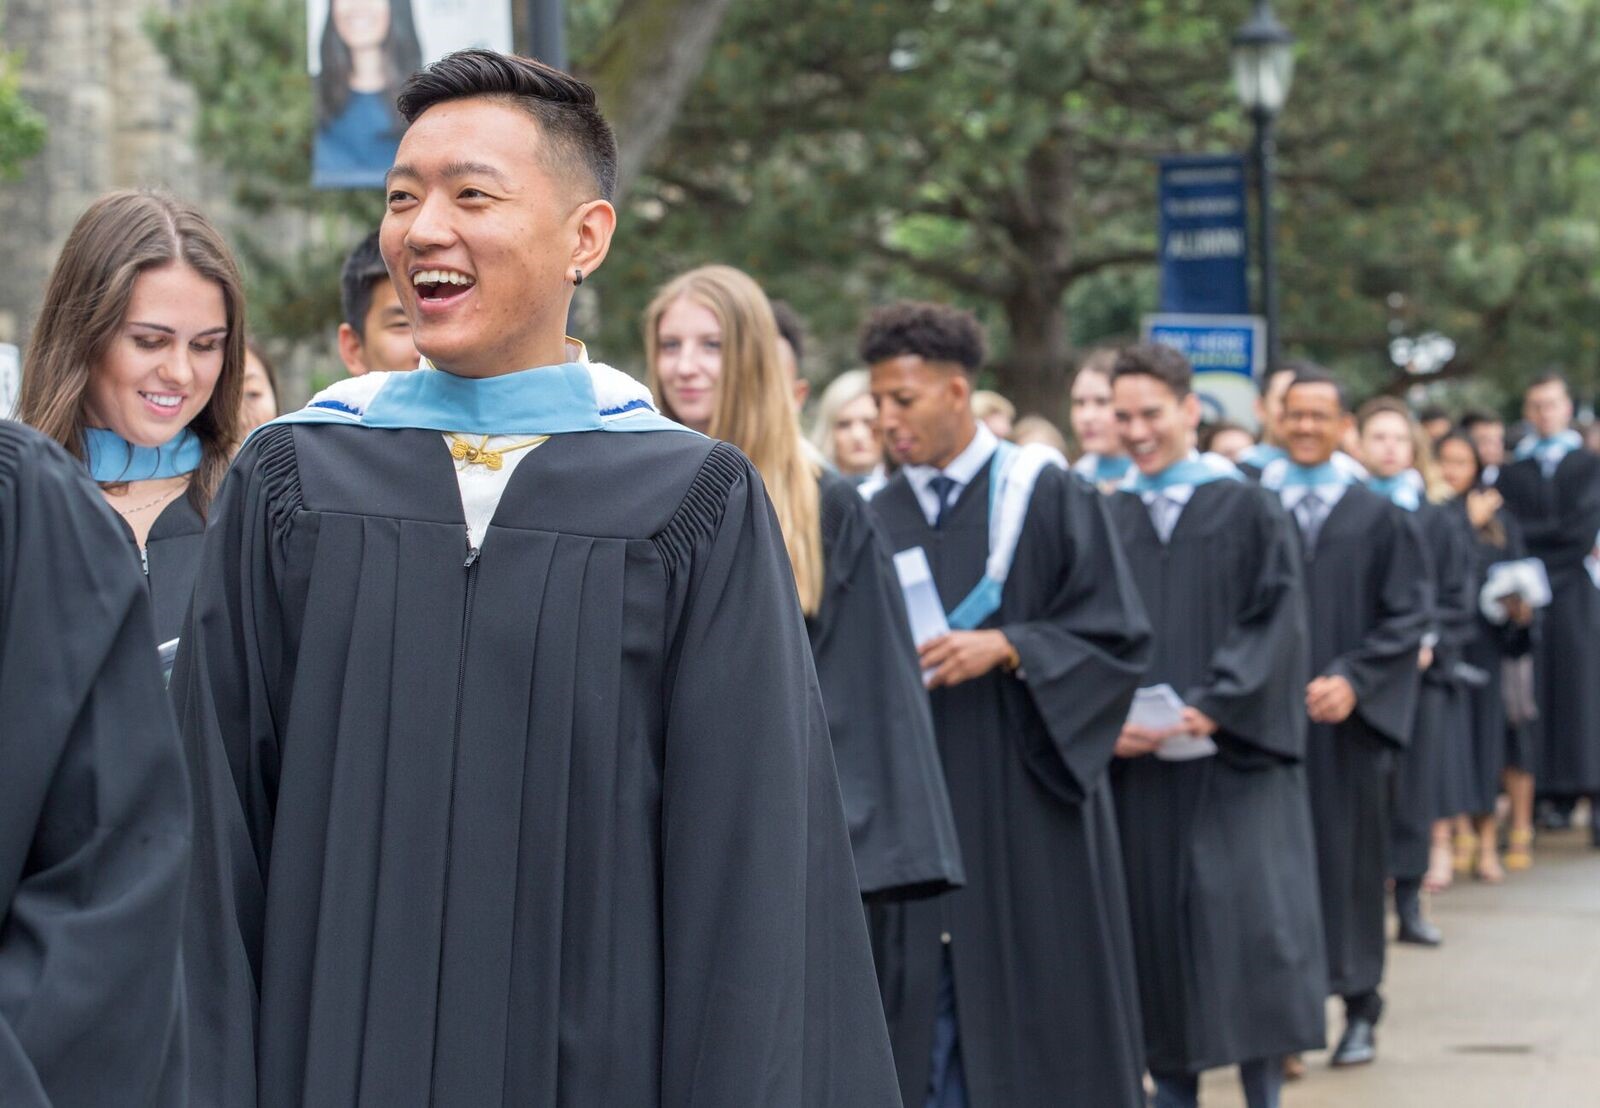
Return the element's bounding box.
[1157,155,1250,315]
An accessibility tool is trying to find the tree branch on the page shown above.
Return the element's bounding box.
[868,240,1009,298]
[1058,248,1156,282]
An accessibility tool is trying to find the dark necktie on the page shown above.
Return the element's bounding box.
[929,475,958,529]
[1296,490,1328,550]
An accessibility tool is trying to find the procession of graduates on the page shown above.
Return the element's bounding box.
[4,47,1600,1108]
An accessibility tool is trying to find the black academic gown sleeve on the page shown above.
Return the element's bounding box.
[1499,451,1600,793]
[0,422,190,1108]
[658,451,902,1106]
[1324,500,1430,747]
[809,473,963,901]
[1185,491,1309,762]
[1504,451,1600,573]
[169,431,292,1107]
[1001,468,1153,800]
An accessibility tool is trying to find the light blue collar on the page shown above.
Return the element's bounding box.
[268,360,690,438]
[1514,429,1581,463]
[83,427,201,482]
[1238,442,1286,468]
[1124,450,1242,493]
[1366,469,1424,511]
[1073,452,1131,484]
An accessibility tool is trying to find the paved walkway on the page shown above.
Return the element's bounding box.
[1201,825,1600,1107]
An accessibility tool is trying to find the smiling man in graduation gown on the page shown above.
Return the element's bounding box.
[172,51,900,1107]
[861,302,1152,1108]
[0,420,190,1107]
[1495,372,1600,844]
[1104,347,1325,1108]
[1260,370,1428,1069]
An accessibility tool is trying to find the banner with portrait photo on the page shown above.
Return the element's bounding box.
[309,0,514,189]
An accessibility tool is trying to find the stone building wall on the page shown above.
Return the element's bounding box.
[0,0,228,345]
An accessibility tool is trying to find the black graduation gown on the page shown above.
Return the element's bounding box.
[142,492,206,645]
[1107,481,1326,1076]
[1293,486,1427,998]
[867,464,1152,1108]
[1389,502,1477,879]
[0,421,190,1107]
[1452,500,1533,813]
[809,472,963,901]
[171,424,901,1107]
[1495,451,1600,795]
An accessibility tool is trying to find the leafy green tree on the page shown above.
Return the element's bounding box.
[0,47,45,180]
[150,0,1600,415]
[598,0,1600,417]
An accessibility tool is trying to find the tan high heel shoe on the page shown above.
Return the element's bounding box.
[1504,827,1534,871]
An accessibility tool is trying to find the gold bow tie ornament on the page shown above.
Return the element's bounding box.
[447,434,549,471]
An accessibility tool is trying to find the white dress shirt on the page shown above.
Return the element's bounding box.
[903,424,1000,527]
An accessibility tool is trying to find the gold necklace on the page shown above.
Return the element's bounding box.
[447,433,549,471]
[107,484,182,516]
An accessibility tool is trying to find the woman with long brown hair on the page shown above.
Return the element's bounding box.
[1357,397,1476,944]
[19,189,246,644]
[646,264,962,902]
[1436,431,1538,876]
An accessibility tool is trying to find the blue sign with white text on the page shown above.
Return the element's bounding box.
[1158,155,1250,315]
[1143,313,1265,428]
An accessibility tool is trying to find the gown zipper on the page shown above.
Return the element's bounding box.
[430,529,479,1102]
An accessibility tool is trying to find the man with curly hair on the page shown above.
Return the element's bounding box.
[861,300,1153,1107]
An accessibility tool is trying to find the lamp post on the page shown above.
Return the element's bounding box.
[527,0,567,68]
[1232,1,1295,375]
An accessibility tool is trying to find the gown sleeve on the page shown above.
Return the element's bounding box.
[657,444,901,1107]
[1184,490,1310,762]
[999,468,1153,801]
[0,425,190,1107]
[1514,454,1600,570]
[1431,508,1481,669]
[1494,511,1534,657]
[811,476,963,901]
[1323,501,1429,747]
[169,426,301,1107]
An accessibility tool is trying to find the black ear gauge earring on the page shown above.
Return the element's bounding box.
[573,268,585,287]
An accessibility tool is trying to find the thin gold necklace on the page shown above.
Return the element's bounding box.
[447,433,549,471]
[107,484,182,516]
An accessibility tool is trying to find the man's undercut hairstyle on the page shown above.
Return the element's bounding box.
[771,299,806,369]
[1111,343,1193,398]
[397,48,619,202]
[858,301,986,377]
[1459,407,1502,432]
[1284,366,1351,413]
[1416,403,1449,425]
[1527,368,1572,399]
[340,231,390,337]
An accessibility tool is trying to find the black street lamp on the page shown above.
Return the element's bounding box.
[1232,1,1295,375]
[526,0,567,69]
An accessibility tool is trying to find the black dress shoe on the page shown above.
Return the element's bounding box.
[1330,1018,1377,1067]
[1396,912,1443,946]
[1394,882,1443,946]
